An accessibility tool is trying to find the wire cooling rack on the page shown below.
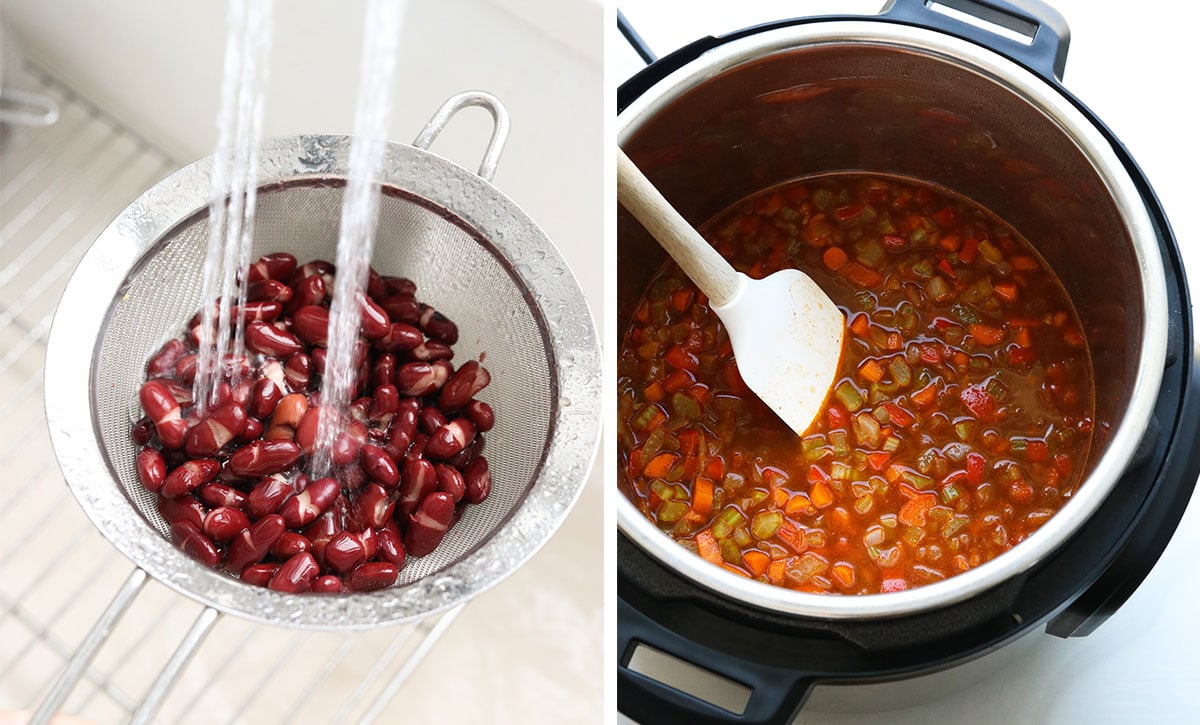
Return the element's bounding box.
[0,64,464,724]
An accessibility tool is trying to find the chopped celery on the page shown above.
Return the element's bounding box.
[903,526,926,546]
[941,482,962,504]
[650,479,674,500]
[856,239,886,268]
[720,538,742,565]
[671,392,701,420]
[942,515,970,538]
[882,434,901,453]
[954,420,976,441]
[925,275,952,302]
[631,403,663,431]
[943,442,971,461]
[880,513,898,529]
[751,511,783,540]
[950,303,981,325]
[853,412,882,448]
[732,527,752,547]
[722,472,746,492]
[834,380,864,411]
[641,428,668,460]
[854,494,874,515]
[832,461,852,480]
[903,470,935,490]
[830,430,850,457]
[657,500,689,523]
[889,358,913,388]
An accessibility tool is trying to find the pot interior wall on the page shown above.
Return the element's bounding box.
[619,41,1143,485]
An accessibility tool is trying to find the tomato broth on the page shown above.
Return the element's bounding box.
[618,173,1094,595]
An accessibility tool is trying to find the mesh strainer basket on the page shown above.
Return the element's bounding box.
[38,91,600,718]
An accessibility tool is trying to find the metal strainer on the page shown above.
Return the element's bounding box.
[39,91,600,719]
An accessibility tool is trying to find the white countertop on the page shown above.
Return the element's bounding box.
[616,1,1200,723]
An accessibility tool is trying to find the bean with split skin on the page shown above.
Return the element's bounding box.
[374,323,422,352]
[360,444,400,488]
[161,459,221,498]
[434,463,466,502]
[269,552,320,593]
[225,514,286,572]
[197,482,247,509]
[419,407,447,436]
[136,448,167,493]
[426,419,476,460]
[159,494,207,529]
[379,295,420,325]
[418,305,459,345]
[396,361,449,397]
[292,305,329,346]
[464,400,495,431]
[439,360,490,411]
[405,492,456,557]
[378,523,407,569]
[172,520,221,568]
[464,457,492,504]
[228,439,301,477]
[357,483,396,528]
[324,530,368,573]
[287,274,325,311]
[399,459,437,516]
[146,339,188,379]
[359,295,392,339]
[246,252,297,284]
[409,340,453,361]
[245,322,304,357]
[279,477,339,529]
[247,279,293,305]
[204,507,251,542]
[246,474,297,519]
[283,353,312,392]
[185,402,248,458]
[140,380,188,449]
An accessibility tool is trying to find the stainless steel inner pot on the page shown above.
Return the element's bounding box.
[617,22,1167,619]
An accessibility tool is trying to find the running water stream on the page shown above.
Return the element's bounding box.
[310,0,406,478]
[193,0,274,416]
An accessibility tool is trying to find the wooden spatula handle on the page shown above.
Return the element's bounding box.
[616,148,743,307]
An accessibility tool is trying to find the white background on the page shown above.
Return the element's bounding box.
[616,1,1200,723]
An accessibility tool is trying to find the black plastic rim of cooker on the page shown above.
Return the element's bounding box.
[616,2,1200,723]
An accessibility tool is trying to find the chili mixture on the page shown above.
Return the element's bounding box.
[618,173,1094,595]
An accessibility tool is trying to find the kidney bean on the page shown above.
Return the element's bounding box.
[185,402,249,457]
[440,361,491,411]
[307,575,341,593]
[302,510,343,566]
[132,417,154,445]
[289,260,335,288]
[434,463,466,502]
[366,269,387,300]
[398,459,437,516]
[409,340,453,362]
[225,514,286,571]
[383,276,418,297]
[359,444,400,487]
[197,482,247,509]
[396,362,448,397]
[386,398,420,457]
[246,252,298,284]
[378,523,407,569]
[161,459,221,498]
[204,506,251,542]
[241,563,279,587]
[360,295,392,339]
[346,562,398,592]
[247,279,294,305]
[279,477,339,529]
[407,433,429,463]
[294,407,320,454]
[372,354,397,389]
[246,474,297,519]
[287,274,326,312]
[324,530,367,573]
[140,380,189,449]
[464,400,495,432]
[174,354,198,385]
[284,353,312,392]
[419,407,447,436]
[269,552,320,593]
[379,295,421,325]
[418,305,459,345]
[159,493,207,529]
[271,531,311,558]
[233,300,283,323]
[427,419,476,460]
[249,378,282,419]
[146,339,188,379]
[358,526,379,559]
[405,492,456,557]
[451,433,486,469]
[465,457,492,504]
[269,393,308,431]
[245,322,304,357]
[228,439,301,476]
[370,384,399,421]
[350,396,372,425]
[374,323,422,352]
[334,422,366,466]
[357,483,396,528]
[136,448,167,493]
[238,417,264,443]
[292,305,330,346]
[172,520,221,568]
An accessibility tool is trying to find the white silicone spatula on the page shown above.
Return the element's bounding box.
[617,148,846,436]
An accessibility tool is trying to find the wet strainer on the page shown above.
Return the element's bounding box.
[39,92,600,719]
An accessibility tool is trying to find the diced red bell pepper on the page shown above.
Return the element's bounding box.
[881,402,915,428]
[960,385,998,421]
[663,368,695,393]
[966,452,986,484]
[665,344,699,372]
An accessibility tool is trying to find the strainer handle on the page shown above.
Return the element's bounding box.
[413,91,511,182]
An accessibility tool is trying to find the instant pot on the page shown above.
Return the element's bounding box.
[616,1,1200,722]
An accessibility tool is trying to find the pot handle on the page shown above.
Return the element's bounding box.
[880,0,1070,81]
[413,90,511,182]
[618,597,813,724]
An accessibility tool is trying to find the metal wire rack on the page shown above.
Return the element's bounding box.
[0,64,462,724]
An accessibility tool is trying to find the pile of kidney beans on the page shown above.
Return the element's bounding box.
[133,253,494,594]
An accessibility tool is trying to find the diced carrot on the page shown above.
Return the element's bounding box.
[692,476,714,516]
[858,359,885,383]
[696,530,723,565]
[867,452,891,471]
[960,385,998,421]
[898,494,936,526]
[822,246,849,270]
[703,457,725,480]
[1010,255,1040,271]
[767,559,788,585]
[850,313,870,337]
[754,192,783,214]
[682,455,699,479]
[841,262,884,287]
[628,448,643,482]
[832,563,855,588]
[665,344,699,371]
[884,464,905,483]
[807,464,831,485]
[994,282,1019,304]
[642,453,678,479]
[937,258,957,279]
[663,368,694,393]
[933,207,958,227]
[938,233,962,252]
[670,287,695,312]
[743,550,770,577]
[968,324,1005,346]
[810,480,835,508]
[686,384,711,404]
[960,237,979,264]
[1014,327,1033,348]
[643,381,664,403]
[828,507,851,530]
[786,494,812,515]
[678,429,699,456]
[910,383,938,408]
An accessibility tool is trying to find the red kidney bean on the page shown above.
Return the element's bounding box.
[289,260,335,288]
[386,398,420,456]
[396,362,447,397]
[172,520,221,568]
[294,407,320,454]
[161,459,221,498]
[465,457,492,504]
[269,393,308,431]
[279,477,338,529]
[246,473,296,519]
[197,482,247,509]
[228,439,301,476]
[204,506,251,542]
[409,340,454,361]
[360,444,400,487]
[418,305,459,344]
[357,483,396,528]
[159,494,207,529]
[132,417,155,445]
[292,305,330,346]
[359,295,392,339]
[245,322,304,357]
[185,402,248,457]
[238,417,264,443]
[358,526,379,559]
[451,433,486,469]
[367,269,387,300]
[246,252,298,284]
[146,339,188,379]
[379,295,421,325]
[241,563,279,587]
[136,448,167,493]
[406,433,429,463]
[346,562,398,592]
[324,530,367,573]
[341,463,368,492]
[286,273,326,313]
[247,279,294,305]
[383,276,418,297]
[374,323,422,352]
[372,354,397,389]
[434,463,466,502]
[225,514,286,571]
[302,509,343,565]
[398,458,437,516]
[269,552,320,593]
[464,400,495,432]
[378,523,407,569]
[283,353,311,392]
[174,354,198,385]
[370,384,399,420]
[271,531,311,558]
[310,347,327,375]
[332,423,366,466]
[405,492,456,557]
[426,419,476,460]
[350,396,372,425]
[250,378,283,419]
[233,300,283,323]
[440,361,491,410]
[419,407,447,436]
[140,380,189,449]
[310,575,343,593]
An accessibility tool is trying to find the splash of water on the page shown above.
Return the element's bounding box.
[194,0,274,415]
[310,0,406,478]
